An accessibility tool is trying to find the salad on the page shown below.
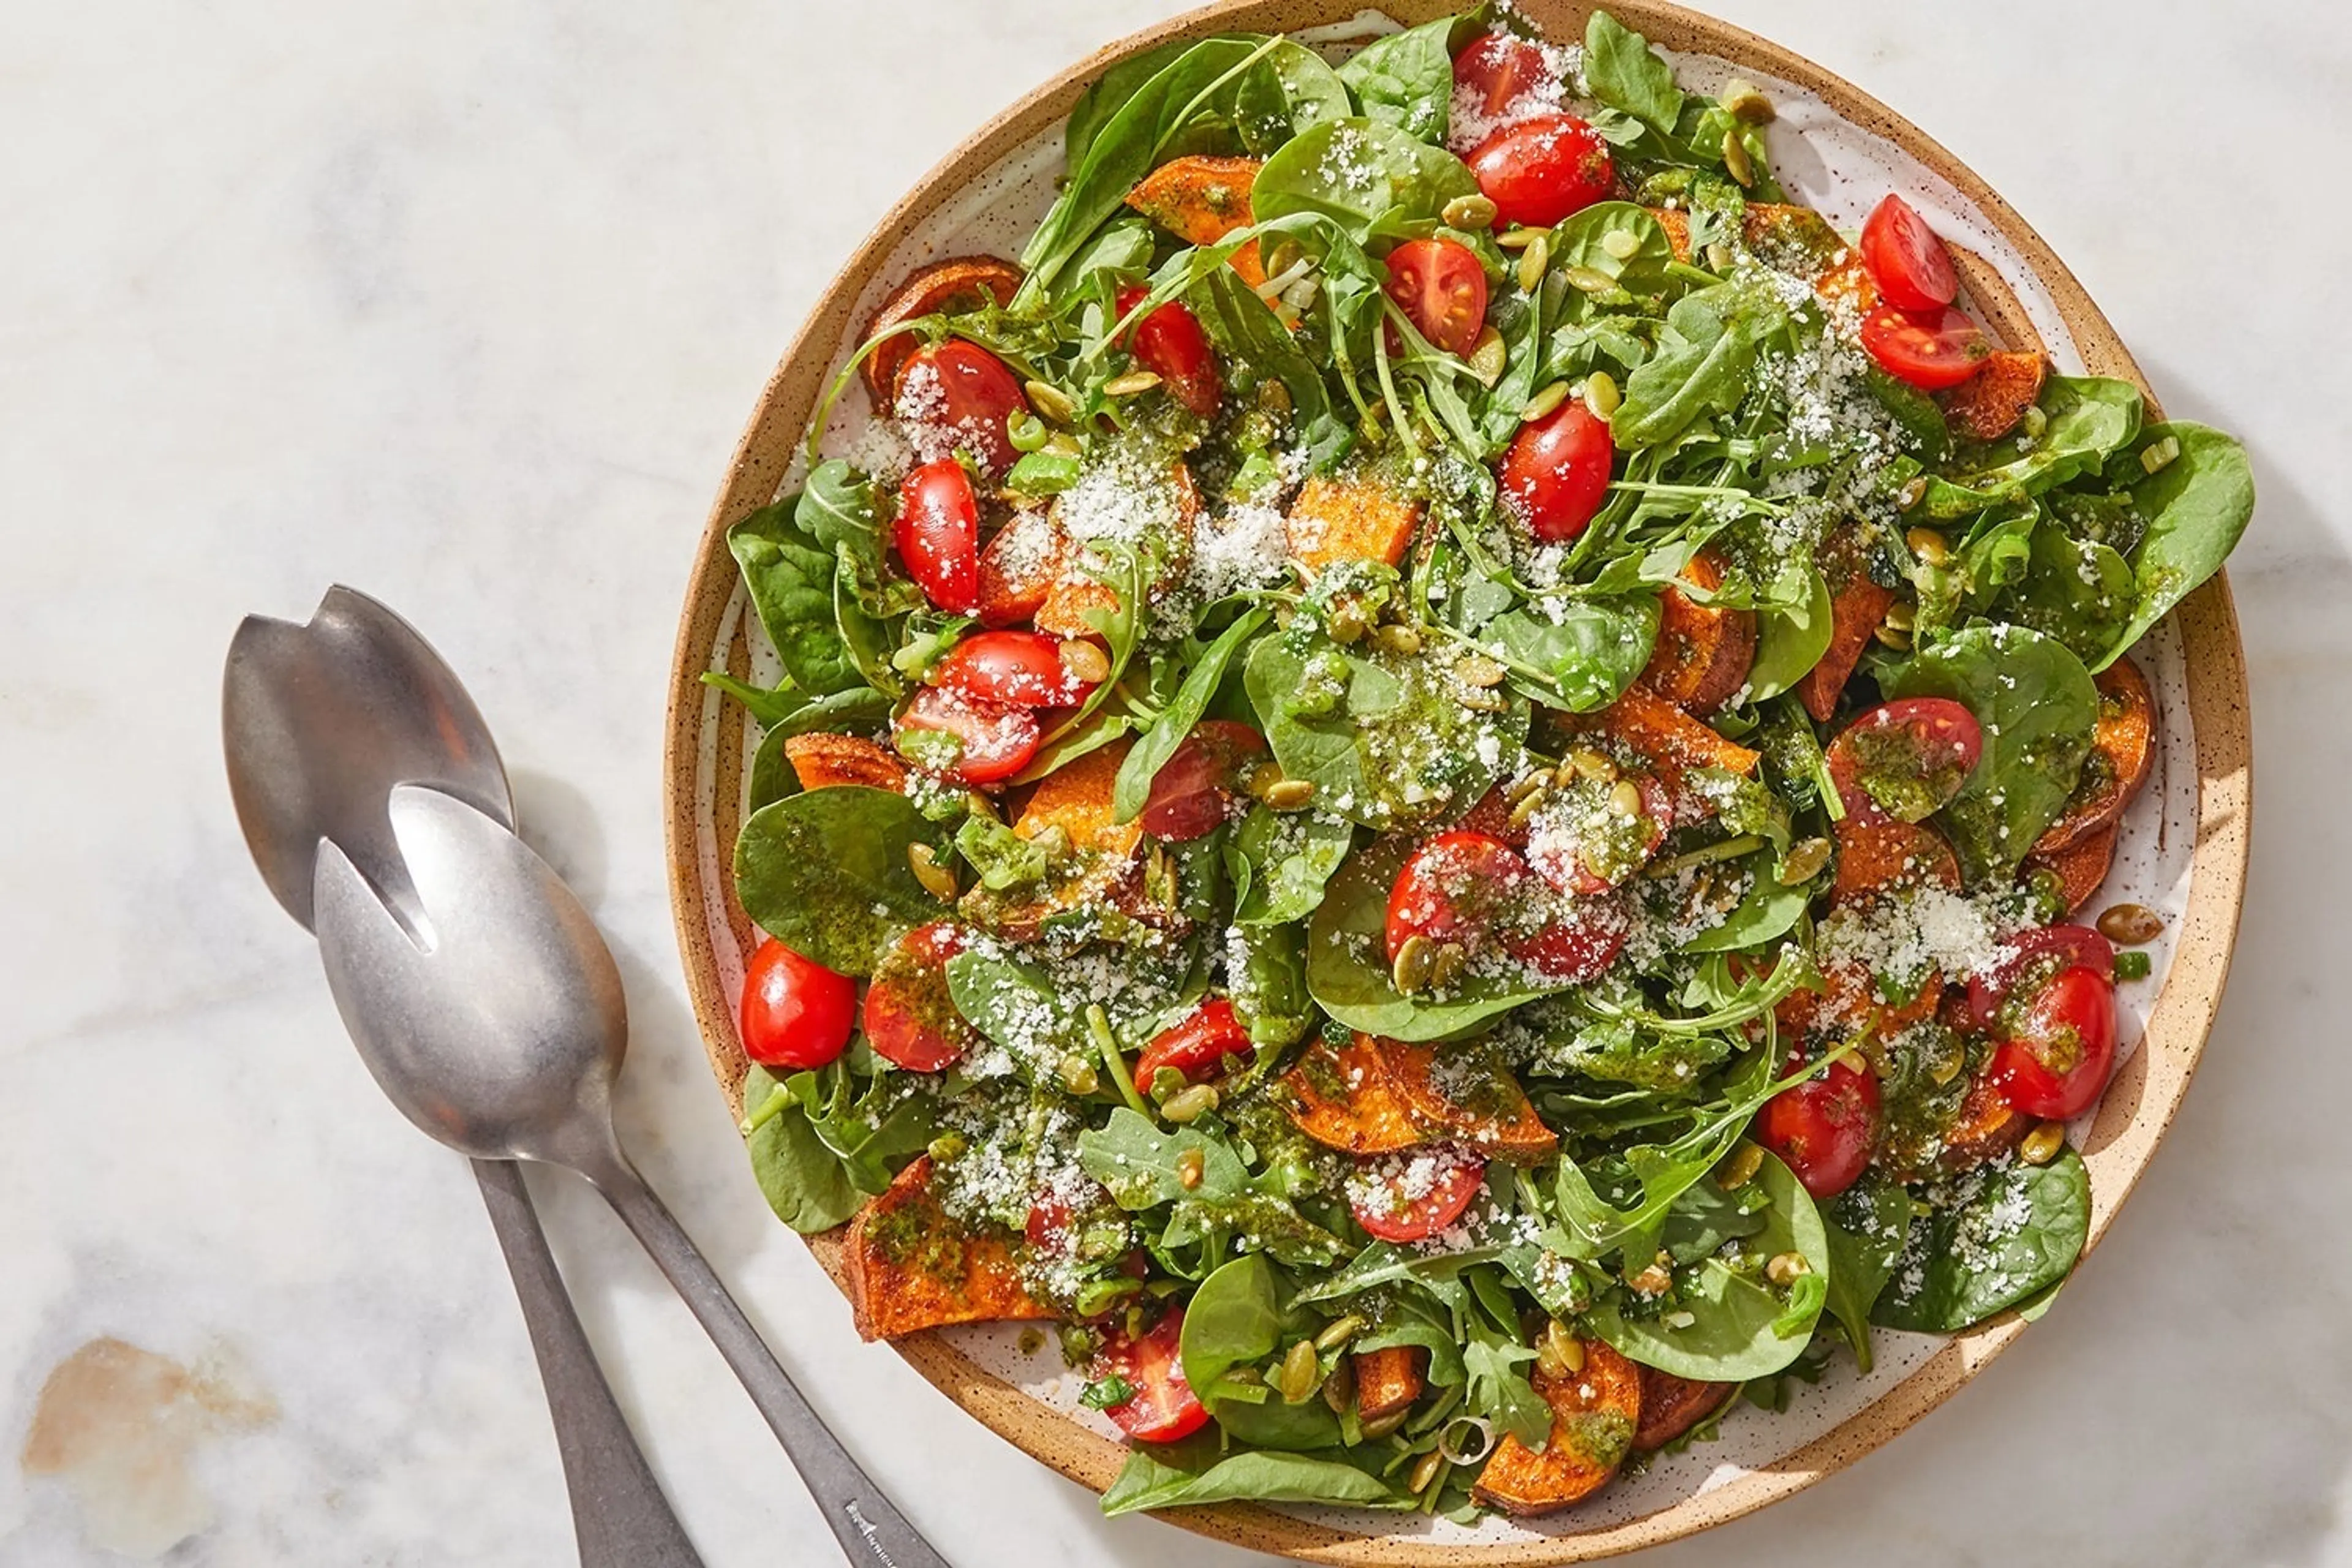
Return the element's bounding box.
[711,7,2253,1523]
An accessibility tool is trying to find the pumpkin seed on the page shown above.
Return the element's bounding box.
[1509,788,1549,830]
[1716,1140,1765,1189]
[1022,379,1077,424]
[1264,237,1305,281]
[1720,78,1776,124]
[1360,1406,1411,1439]
[1765,1251,1811,1286]
[2019,1121,2067,1166]
[1454,653,1508,688]
[1042,431,1082,458]
[1458,685,1508,712]
[1907,526,1952,565]
[1467,325,1508,386]
[1493,227,1540,251]
[1896,475,1929,511]
[1505,771,1551,805]
[1409,1450,1446,1494]
[1315,1315,1366,1353]
[1441,192,1498,230]
[1321,1357,1356,1412]
[1705,240,1736,273]
[1583,369,1621,420]
[1545,1320,1585,1376]
[1872,620,1913,650]
[1163,1084,1220,1123]
[1327,598,1370,644]
[1372,623,1423,656]
[908,842,957,900]
[2096,902,2165,944]
[1568,747,1618,784]
[1521,379,1571,421]
[1776,836,1832,885]
[1059,639,1110,684]
[1280,1339,1321,1404]
[1515,232,1551,293]
[927,1130,968,1163]
[1721,129,1756,188]
[1057,1055,1100,1095]
[1600,227,1642,261]
[1392,934,1437,995]
[964,790,1000,822]
[1883,601,1917,633]
[1264,778,1317,810]
[1429,941,1468,992]
[1103,369,1162,398]
[1563,264,1616,295]
[1608,778,1644,818]
[1257,377,1292,413]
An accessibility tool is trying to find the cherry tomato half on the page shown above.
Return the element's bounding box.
[1825,697,1984,830]
[1384,238,1488,358]
[894,685,1041,785]
[1758,1056,1880,1199]
[1987,964,2118,1120]
[892,339,1028,476]
[862,922,978,1073]
[895,459,981,614]
[1453,32,1553,117]
[1861,304,1990,391]
[1501,399,1614,543]
[1115,287,1221,419]
[1964,923,2116,1034]
[931,629,1095,709]
[1096,1308,1210,1443]
[1139,720,1267,841]
[1508,902,1629,985]
[1349,1148,1488,1243]
[1136,998,1256,1089]
[1385,829,1532,961]
[739,937,856,1071]
[1468,114,1613,230]
[1860,194,1958,314]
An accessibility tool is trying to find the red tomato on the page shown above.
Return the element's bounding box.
[1527,771,1673,895]
[1861,304,1990,391]
[1349,1149,1488,1242]
[1385,829,1532,961]
[931,629,1094,708]
[862,922,977,1072]
[895,459,981,614]
[894,685,1041,784]
[1136,998,1256,1089]
[1139,720,1267,841]
[1507,902,1628,984]
[1468,115,1613,229]
[1501,399,1614,543]
[1758,1057,1880,1199]
[1860,195,1958,313]
[892,339,1028,476]
[1988,964,2118,1120]
[1965,923,2116,1033]
[1115,287,1221,419]
[1096,1308,1210,1443]
[739,938,856,1071]
[1453,32,1553,116]
[1825,697,1984,830]
[1383,238,1488,358]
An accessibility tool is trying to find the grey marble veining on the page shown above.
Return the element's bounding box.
[1,2,2345,1564]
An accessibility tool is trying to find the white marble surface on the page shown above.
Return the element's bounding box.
[1,2,2345,1564]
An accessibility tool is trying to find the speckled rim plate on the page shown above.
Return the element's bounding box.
[663,2,2253,1559]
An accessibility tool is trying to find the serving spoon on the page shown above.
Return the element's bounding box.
[311,782,952,1568]
[222,586,703,1567]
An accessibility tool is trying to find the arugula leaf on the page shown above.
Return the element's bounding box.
[1582,12,1686,135]
[1874,1152,2090,1332]
[733,786,944,975]
[1678,851,1811,954]
[2092,421,2255,669]
[1463,1329,1551,1449]
[1611,284,1785,450]
[1114,606,1271,822]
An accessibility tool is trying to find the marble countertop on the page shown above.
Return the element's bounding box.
[3,1,2345,1563]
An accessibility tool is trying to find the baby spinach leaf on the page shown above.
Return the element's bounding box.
[1227,917,1314,1048]
[1252,117,1479,243]
[1549,201,1681,303]
[1873,1151,2089,1332]
[1881,624,2097,886]
[1482,595,1660,712]
[1182,1253,1285,1395]
[1051,214,1157,304]
[2010,519,2135,663]
[741,1066,862,1232]
[1114,606,1272,822]
[1229,807,1354,924]
[944,948,1076,1069]
[739,1064,933,1234]
[1820,1179,1911,1371]
[2092,422,2255,670]
[734,786,943,975]
[1586,1152,1830,1381]
[1583,11,1686,135]
[1336,12,1479,144]
[1304,836,1562,1041]
[1744,565,1833,701]
[727,500,864,696]
[1240,40,1354,153]
[1919,376,2144,519]
[1611,284,1785,450]
[1100,1438,1402,1515]
[1079,1107,1251,1208]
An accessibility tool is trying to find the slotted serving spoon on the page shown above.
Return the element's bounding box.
[223,586,703,1567]
[311,783,949,1568]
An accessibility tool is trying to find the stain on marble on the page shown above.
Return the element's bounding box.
[18,1336,277,1559]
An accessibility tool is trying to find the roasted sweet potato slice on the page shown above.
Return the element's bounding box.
[1014,737,1142,860]
[1798,552,1899,724]
[1035,463,1201,636]
[1814,249,1881,320]
[858,255,1026,405]
[1353,1345,1426,1423]
[977,510,1072,628]
[1126,156,1267,286]
[843,1157,1054,1341]
[1279,1035,1423,1156]
[1586,685,1762,782]
[783,733,909,794]
[1647,206,1692,263]
[1776,959,1942,1045]
[1741,203,1844,276]
[1640,549,1757,714]
[1832,820,1962,903]
[1940,1068,2030,1171]
[1943,350,2047,443]
[2033,656,2154,855]
[1632,1369,1732,1452]
[1471,1342,1642,1515]
[1379,1039,1558,1163]
[2028,820,2117,914]
[1287,473,1423,573]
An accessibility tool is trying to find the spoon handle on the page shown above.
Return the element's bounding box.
[472,1157,706,1568]
[585,1154,954,1568]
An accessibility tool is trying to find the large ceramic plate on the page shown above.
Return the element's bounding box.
[664,2,2253,1558]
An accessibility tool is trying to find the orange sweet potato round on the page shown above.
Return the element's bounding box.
[1471,1342,1642,1515]
[2033,655,2154,856]
[859,255,1025,405]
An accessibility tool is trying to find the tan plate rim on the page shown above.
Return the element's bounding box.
[662,2,2254,1559]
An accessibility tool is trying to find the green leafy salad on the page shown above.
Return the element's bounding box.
[710,6,2253,1523]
